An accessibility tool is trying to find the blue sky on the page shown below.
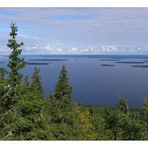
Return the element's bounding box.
[0,8,148,54]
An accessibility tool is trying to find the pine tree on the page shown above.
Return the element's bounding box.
[0,23,27,139]
[1,22,26,109]
[0,22,53,140]
[31,67,43,98]
[7,22,26,88]
[50,65,77,139]
[55,65,72,99]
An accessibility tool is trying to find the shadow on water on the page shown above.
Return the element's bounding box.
[27,62,49,65]
[100,64,114,67]
[29,59,68,62]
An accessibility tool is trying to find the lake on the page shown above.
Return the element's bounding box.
[1,54,148,108]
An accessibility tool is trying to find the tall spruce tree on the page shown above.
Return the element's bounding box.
[7,22,26,87]
[50,65,77,139]
[0,23,27,139]
[2,22,26,109]
[55,65,72,99]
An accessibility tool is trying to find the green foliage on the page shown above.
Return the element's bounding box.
[14,93,53,140]
[31,67,43,98]
[139,98,148,139]
[119,96,129,114]
[23,75,30,92]
[0,67,8,78]
[119,116,146,140]
[55,65,72,99]
[48,66,78,140]
[7,22,26,88]
[2,22,26,109]
[104,102,146,140]
[46,98,74,140]
[104,108,122,140]
[0,22,148,140]
[142,98,148,125]
[76,107,96,139]
[0,23,52,140]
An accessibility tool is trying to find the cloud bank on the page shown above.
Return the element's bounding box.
[0,8,148,54]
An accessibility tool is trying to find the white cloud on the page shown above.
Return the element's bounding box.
[89,47,95,52]
[68,47,78,52]
[1,8,148,54]
[57,48,63,52]
[101,45,119,52]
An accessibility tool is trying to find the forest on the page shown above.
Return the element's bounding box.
[0,23,148,140]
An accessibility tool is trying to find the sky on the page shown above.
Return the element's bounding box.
[0,8,148,55]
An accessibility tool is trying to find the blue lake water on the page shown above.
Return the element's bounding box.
[1,54,148,108]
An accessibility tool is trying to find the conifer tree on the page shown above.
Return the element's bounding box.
[0,68,7,111]
[23,75,30,92]
[2,22,26,109]
[55,65,72,99]
[7,22,26,88]
[141,98,148,131]
[0,68,7,106]
[31,67,43,97]
[0,22,27,139]
[0,67,7,78]
[0,22,53,140]
[119,96,129,114]
[50,65,76,139]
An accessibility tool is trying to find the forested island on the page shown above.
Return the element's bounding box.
[0,23,148,140]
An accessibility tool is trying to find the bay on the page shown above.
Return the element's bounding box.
[1,54,148,108]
